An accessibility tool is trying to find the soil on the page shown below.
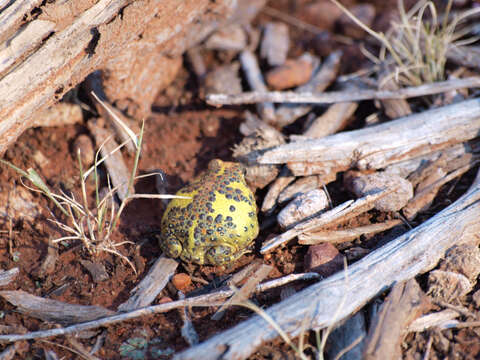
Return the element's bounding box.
[1,0,480,359]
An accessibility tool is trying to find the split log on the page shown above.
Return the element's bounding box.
[174,169,480,360]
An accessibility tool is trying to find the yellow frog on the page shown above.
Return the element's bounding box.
[159,159,259,266]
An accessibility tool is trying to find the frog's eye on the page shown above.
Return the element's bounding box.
[238,164,247,176]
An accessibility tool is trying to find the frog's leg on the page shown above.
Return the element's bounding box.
[158,234,183,259]
[206,244,248,266]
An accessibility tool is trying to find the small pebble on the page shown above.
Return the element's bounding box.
[439,244,480,282]
[172,273,192,291]
[344,171,413,212]
[265,54,314,90]
[260,22,290,66]
[205,24,247,51]
[277,189,329,228]
[204,63,242,96]
[73,134,95,168]
[304,243,344,277]
[158,297,173,304]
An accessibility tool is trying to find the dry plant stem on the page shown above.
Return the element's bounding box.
[239,50,276,122]
[207,77,480,106]
[0,272,319,343]
[0,268,19,286]
[87,77,137,154]
[253,98,480,172]
[261,189,392,253]
[174,169,480,360]
[117,256,178,311]
[363,279,429,360]
[0,344,16,360]
[298,220,402,245]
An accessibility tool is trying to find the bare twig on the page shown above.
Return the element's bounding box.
[206,77,480,105]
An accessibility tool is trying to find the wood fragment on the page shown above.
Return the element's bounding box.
[300,101,358,139]
[0,290,115,325]
[0,268,18,287]
[407,309,460,332]
[207,77,480,105]
[88,121,131,201]
[117,255,178,312]
[260,22,289,66]
[377,69,412,119]
[251,99,480,173]
[239,50,275,122]
[173,170,480,360]
[261,167,295,213]
[363,279,429,360]
[298,220,402,245]
[261,190,392,253]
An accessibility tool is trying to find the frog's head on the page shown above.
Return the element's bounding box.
[208,159,246,179]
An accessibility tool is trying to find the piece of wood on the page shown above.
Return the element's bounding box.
[0,268,18,287]
[407,309,460,332]
[207,77,480,105]
[88,121,131,201]
[363,279,429,360]
[239,50,275,122]
[250,98,480,174]
[173,170,480,360]
[0,290,115,325]
[260,22,289,66]
[117,256,178,312]
[298,220,402,245]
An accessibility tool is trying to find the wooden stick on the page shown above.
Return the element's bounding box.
[0,272,319,343]
[174,170,480,360]
[117,256,178,311]
[207,77,480,105]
